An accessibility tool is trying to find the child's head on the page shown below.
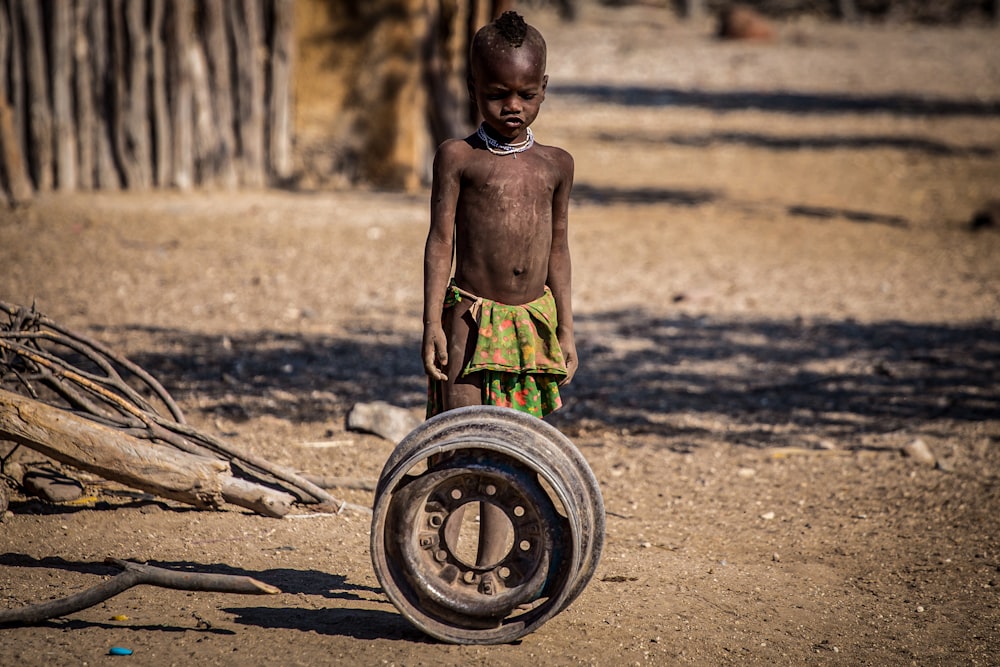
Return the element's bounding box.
[471,11,547,74]
[468,12,548,139]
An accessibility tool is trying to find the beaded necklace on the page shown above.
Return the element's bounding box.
[477,124,534,157]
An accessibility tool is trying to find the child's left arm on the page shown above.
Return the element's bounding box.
[422,142,463,382]
[547,150,577,385]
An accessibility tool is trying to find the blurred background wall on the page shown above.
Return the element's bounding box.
[1,0,997,206]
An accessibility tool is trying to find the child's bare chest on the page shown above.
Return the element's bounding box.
[461,154,557,207]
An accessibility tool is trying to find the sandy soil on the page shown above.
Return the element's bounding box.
[2,5,1000,665]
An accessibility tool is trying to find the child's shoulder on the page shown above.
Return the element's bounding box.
[433,136,476,167]
[436,136,475,156]
[534,141,574,170]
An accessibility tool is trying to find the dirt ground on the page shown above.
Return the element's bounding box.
[3,4,1000,665]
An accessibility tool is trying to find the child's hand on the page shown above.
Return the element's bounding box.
[422,323,449,381]
[559,337,577,386]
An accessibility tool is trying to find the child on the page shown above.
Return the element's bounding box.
[421,11,576,570]
[422,10,576,423]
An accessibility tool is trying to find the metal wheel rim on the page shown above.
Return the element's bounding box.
[371,406,605,644]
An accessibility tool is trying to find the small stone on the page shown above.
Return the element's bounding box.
[760,511,775,520]
[772,552,781,562]
[916,605,925,613]
[901,438,936,467]
[23,469,83,503]
[347,401,421,444]
[737,467,756,478]
[640,541,652,549]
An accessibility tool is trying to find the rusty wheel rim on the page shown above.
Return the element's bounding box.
[371,406,605,645]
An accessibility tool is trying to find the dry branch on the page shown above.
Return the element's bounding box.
[0,301,349,514]
[0,558,279,626]
[0,388,296,517]
[1,303,185,421]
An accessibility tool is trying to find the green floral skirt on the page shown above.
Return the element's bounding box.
[427,283,567,419]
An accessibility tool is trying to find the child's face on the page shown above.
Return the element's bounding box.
[470,49,547,141]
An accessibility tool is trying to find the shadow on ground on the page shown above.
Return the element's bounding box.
[0,554,408,638]
[570,184,910,227]
[0,554,380,600]
[553,312,999,447]
[552,84,1000,117]
[594,129,997,158]
[100,312,1000,450]
[222,606,426,641]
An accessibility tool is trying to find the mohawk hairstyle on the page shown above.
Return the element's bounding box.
[470,10,547,69]
[494,11,528,47]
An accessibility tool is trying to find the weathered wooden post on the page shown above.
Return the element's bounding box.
[838,0,859,22]
[678,0,706,21]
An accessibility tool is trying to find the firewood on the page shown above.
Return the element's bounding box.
[0,389,294,517]
[1,301,348,514]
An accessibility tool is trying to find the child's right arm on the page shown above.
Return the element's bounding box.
[422,141,463,381]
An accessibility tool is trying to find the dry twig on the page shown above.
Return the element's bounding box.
[0,301,349,515]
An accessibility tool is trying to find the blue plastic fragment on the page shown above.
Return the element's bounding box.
[108,646,133,656]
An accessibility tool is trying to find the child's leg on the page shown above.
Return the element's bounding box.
[439,303,484,561]
[442,301,480,411]
[476,502,510,566]
[439,303,510,568]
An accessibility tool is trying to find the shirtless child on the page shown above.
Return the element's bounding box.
[422,11,576,421]
[421,11,576,568]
